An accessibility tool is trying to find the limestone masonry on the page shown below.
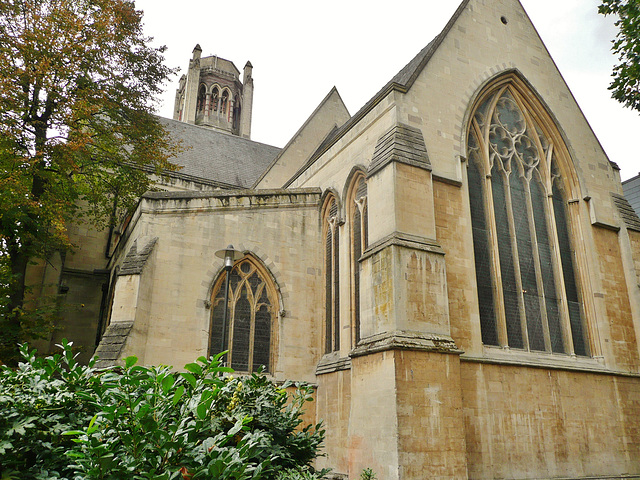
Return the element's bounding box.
[28,0,640,478]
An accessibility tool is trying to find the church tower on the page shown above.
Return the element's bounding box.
[173,45,254,139]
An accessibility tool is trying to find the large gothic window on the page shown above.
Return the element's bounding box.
[209,257,276,372]
[323,195,340,353]
[467,81,588,356]
[347,174,367,345]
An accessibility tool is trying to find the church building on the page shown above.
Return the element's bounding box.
[36,0,640,478]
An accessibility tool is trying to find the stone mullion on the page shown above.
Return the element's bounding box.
[474,120,509,347]
[247,275,256,372]
[204,91,211,122]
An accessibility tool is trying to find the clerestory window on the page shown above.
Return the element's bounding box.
[467,81,588,356]
[323,195,340,353]
[209,257,276,372]
[347,174,368,345]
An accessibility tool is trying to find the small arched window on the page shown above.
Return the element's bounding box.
[196,85,206,113]
[323,195,340,353]
[210,87,219,114]
[347,174,367,345]
[209,257,277,372]
[221,90,229,116]
[467,79,588,356]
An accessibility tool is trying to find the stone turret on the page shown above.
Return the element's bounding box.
[173,45,253,138]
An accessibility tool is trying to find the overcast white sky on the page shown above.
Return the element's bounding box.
[135,0,640,181]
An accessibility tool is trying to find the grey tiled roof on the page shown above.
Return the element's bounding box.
[623,174,640,218]
[159,117,281,188]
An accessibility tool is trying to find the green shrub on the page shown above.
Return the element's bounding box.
[0,342,325,480]
[0,340,102,479]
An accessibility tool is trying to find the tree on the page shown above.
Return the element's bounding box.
[0,0,180,364]
[599,0,640,111]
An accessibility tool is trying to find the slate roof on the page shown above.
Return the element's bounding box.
[612,192,640,232]
[159,117,281,189]
[623,174,640,218]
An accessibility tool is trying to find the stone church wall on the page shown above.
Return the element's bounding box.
[110,189,325,380]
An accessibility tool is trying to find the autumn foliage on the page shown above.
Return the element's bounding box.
[0,0,180,363]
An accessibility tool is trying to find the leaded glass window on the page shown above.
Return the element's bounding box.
[467,84,588,356]
[210,258,275,372]
[324,196,340,353]
[349,175,368,345]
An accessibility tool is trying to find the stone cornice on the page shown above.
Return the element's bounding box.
[360,231,444,262]
[350,330,462,358]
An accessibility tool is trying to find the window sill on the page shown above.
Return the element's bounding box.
[462,346,640,377]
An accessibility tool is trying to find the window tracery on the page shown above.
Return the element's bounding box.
[209,257,276,372]
[467,83,588,356]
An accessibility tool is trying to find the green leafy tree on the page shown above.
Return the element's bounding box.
[0,0,180,364]
[599,0,640,111]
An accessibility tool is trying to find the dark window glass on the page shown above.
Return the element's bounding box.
[209,259,274,372]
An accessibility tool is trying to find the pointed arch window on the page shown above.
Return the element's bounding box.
[221,90,229,117]
[209,257,276,372]
[467,82,588,356]
[348,174,368,345]
[210,87,219,114]
[323,196,340,353]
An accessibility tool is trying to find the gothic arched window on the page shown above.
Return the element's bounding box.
[209,257,277,372]
[210,87,219,114]
[196,84,206,113]
[221,89,229,117]
[347,174,367,345]
[467,80,588,356]
[323,195,340,353]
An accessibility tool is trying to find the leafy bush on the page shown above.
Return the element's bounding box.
[0,340,102,479]
[0,342,325,480]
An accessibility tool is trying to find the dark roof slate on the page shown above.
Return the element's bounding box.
[159,117,281,189]
[612,192,640,232]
